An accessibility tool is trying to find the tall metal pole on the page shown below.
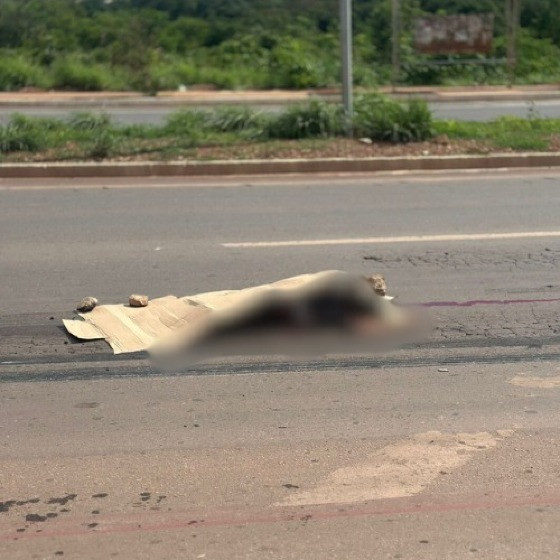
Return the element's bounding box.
[391,0,401,91]
[506,0,519,88]
[340,0,353,136]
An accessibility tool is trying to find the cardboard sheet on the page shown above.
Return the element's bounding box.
[63,271,392,355]
[62,319,105,341]
[64,295,211,354]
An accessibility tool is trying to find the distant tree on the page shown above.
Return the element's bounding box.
[520,0,560,45]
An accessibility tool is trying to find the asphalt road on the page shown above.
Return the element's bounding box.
[2,99,560,125]
[2,169,560,558]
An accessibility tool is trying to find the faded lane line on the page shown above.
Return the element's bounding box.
[277,430,514,507]
[223,231,560,248]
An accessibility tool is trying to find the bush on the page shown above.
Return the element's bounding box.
[0,114,58,152]
[510,30,560,83]
[206,106,267,135]
[0,125,41,152]
[164,106,267,140]
[52,59,127,91]
[354,94,434,143]
[0,54,50,91]
[69,112,112,131]
[148,60,196,91]
[268,39,336,89]
[87,130,116,160]
[266,101,343,139]
[164,110,209,135]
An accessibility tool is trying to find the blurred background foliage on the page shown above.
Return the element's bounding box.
[0,0,559,91]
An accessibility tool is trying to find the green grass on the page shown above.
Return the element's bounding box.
[434,115,560,151]
[1,100,560,162]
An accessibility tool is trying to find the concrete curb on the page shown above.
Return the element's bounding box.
[2,92,560,108]
[2,153,560,179]
[406,92,560,103]
[0,96,319,108]
[1,86,560,108]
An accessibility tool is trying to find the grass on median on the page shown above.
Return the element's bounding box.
[0,94,435,161]
[1,96,560,162]
[434,114,560,151]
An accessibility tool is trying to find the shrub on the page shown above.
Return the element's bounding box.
[0,125,41,152]
[354,94,434,143]
[506,30,560,83]
[148,60,193,91]
[164,110,209,135]
[206,106,266,134]
[0,114,58,152]
[52,59,126,91]
[69,112,112,131]
[268,39,335,89]
[0,55,50,91]
[266,101,344,139]
[87,130,116,160]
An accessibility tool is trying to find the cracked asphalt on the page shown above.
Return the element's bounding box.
[2,169,560,559]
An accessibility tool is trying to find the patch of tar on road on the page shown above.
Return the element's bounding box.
[0,501,17,513]
[13,498,40,507]
[74,402,100,409]
[0,494,79,527]
[2,494,76,529]
[2,490,173,536]
[25,513,47,522]
[47,494,77,506]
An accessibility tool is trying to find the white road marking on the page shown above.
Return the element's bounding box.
[277,430,514,506]
[223,230,560,248]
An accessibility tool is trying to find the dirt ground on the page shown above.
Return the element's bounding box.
[4,135,556,164]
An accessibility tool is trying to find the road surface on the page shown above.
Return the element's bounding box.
[2,169,560,559]
[1,99,560,125]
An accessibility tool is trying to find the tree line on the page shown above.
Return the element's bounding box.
[0,0,559,91]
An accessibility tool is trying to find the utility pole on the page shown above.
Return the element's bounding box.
[391,0,401,91]
[340,0,353,136]
[506,0,520,88]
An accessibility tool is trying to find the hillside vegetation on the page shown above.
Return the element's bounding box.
[1,0,560,91]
